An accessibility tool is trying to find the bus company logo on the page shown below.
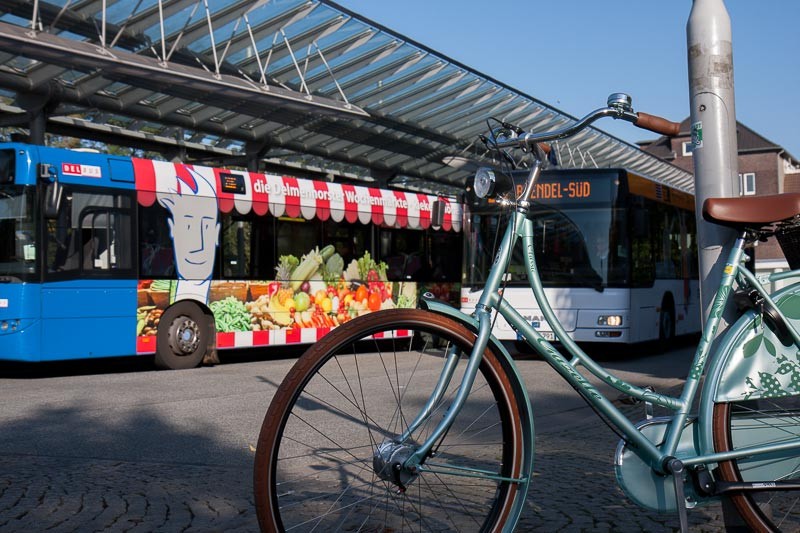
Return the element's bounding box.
[62,163,102,178]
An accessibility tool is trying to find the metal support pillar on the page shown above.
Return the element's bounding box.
[245,140,270,172]
[165,146,187,163]
[15,92,52,145]
[687,0,739,329]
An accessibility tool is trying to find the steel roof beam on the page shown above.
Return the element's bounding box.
[328,50,424,96]
[365,71,467,115]
[0,0,143,50]
[265,27,377,82]
[349,60,445,107]
[0,21,368,118]
[304,41,402,94]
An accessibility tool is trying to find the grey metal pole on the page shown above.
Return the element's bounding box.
[688,3,743,527]
[687,0,739,329]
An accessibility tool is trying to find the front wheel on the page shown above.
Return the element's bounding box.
[155,301,213,370]
[713,398,800,531]
[254,309,529,532]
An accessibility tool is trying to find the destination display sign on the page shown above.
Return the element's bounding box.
[219,171,246,194]
[517,179,593,200]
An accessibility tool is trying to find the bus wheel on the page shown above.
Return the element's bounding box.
[155,301,211,370]
[658,295,675,347]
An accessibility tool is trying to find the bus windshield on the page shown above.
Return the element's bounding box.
[464,207,627,290]
[464,169,628,290]
[0,185,37,282]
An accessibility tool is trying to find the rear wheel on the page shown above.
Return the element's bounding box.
[713,398,800,531]
[254,309,528,532]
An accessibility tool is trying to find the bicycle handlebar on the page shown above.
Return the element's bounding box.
[634,112,681,136]
[488,93,681,153]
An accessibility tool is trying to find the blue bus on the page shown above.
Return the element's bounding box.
[0,143,463,369]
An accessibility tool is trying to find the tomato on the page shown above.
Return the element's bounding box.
[355,285,368,303]
[368,291,381,311]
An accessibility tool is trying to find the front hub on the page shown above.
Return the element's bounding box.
[373,440,419,490]
[175,318,200,354]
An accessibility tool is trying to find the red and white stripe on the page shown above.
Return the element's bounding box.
[136,327,412,354]
[133,159,462,232]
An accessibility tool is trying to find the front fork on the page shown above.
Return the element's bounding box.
[387,309,495,473]
[375,216,523,483]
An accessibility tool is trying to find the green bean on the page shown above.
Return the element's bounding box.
[150,279,172,292]
[210,297,251,332]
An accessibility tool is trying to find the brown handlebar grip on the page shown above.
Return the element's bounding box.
[634,112,681,136]
[536,142,551,154]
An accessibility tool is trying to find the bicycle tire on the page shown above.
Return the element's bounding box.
[254,308,527,532]
[713,399,800,532]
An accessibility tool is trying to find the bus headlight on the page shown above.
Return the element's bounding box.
[473,167,497,199]
[0,321,8,331]
[598,315,623,327]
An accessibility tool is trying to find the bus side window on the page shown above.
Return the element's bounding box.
[630,203,655,286]
[139,203,174,277]
[46,188,133,277]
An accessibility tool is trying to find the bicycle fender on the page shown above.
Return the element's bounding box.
[419,298,535,532]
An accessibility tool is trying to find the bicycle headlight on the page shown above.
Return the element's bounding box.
[473,167,497,199]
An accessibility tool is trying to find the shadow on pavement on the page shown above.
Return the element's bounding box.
[0,402,259,531]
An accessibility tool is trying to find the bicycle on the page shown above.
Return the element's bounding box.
[253,93,800,532]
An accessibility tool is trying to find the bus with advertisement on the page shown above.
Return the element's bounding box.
[0,143,462,369]
[461,167,701,345]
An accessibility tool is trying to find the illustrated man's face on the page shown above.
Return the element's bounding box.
[158,167,220,282]
[167,193,219,281]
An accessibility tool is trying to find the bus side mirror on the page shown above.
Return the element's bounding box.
[44,181,63,219]
[431,200,445,227]
[39,163,62,218]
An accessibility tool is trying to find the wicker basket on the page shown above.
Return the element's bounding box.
[776,225,800,270]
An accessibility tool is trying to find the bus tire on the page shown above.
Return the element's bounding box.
[658,294,675,347]
[155,301,212,370]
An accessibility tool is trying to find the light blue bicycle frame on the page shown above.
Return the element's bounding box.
[398,163,800,501]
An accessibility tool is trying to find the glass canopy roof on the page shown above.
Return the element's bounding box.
[0,0,692,196]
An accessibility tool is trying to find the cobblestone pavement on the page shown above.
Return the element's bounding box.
[0,349,730,532]
[0,417,726,532]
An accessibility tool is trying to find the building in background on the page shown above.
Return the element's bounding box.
[638,119,800,285]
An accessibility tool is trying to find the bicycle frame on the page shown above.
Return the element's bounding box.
[402,163,800,486]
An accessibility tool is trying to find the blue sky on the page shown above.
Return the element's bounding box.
[334,1,800,160]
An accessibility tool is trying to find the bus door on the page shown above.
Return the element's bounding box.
[40,156,137,361]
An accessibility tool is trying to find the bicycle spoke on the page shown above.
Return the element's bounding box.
[259,310,524,532]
